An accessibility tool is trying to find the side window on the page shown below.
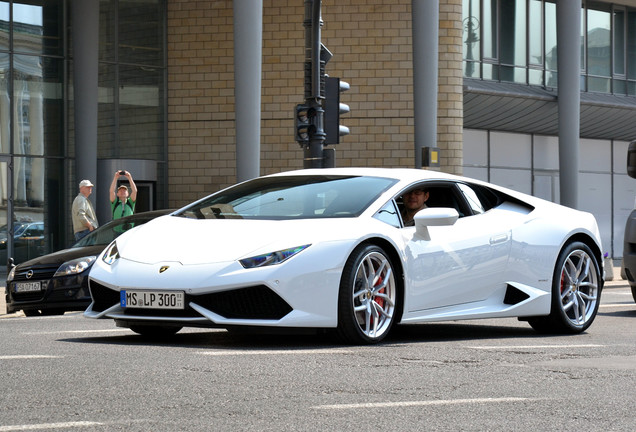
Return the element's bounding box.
[374,200,401,228]
[398,182,468,226]
[457,183,485,215]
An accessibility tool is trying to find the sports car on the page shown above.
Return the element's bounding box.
[85,168,604,344]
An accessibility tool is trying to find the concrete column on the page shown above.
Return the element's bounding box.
[71,0,99,201]
[412,0,439,169]
[557,0,581,209]
[233,1,262,182]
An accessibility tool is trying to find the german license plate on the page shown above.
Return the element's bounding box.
[14,281,42,293]
[120,290,184,309]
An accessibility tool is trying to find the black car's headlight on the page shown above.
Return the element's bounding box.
[54,256,97,277]
[102,241,120,265]
[239,244,310,269]
[7,265,15,282]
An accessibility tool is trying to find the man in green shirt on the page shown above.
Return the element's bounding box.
[110,170,138,220]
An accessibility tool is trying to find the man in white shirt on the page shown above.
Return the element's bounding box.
[72,179,99,241]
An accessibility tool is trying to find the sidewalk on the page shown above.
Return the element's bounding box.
[1,266,631,317]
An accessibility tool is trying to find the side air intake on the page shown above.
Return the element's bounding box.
[503,284,530,305]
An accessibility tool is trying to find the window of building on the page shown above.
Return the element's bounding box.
[97,0,166,162]
[463,0,636,95]
[0,0,65,267]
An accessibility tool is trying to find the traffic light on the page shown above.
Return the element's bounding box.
[294,104,314,145]
[324,77,350,145]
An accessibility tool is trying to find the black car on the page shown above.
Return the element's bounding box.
[624,140,636,303]
[5,209,172,316]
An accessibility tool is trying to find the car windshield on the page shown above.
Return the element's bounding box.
[0,222,31,238]
[177,175,397,220]
[73,212,167,248]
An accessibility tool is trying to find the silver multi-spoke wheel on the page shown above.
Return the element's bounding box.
[528,241,601,334]
[338,244,399,344]
[352,251,396,339]
[558,249,599,327]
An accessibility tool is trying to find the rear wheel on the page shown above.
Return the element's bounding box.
[528,242,601,334]
[337,244,398,344]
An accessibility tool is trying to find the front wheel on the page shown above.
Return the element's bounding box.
[528,242,601,334]
[336,244,399,344]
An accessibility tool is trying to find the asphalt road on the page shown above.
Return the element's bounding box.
[1,280,635,431]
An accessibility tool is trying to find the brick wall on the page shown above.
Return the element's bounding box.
[167,0,463,207]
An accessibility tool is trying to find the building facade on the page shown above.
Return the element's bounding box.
[0,0,634,271]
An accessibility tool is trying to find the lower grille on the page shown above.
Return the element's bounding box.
[90,281,292,320]
[193,285,292,320]
[89,280,121,312]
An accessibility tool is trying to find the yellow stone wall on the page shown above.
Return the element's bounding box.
[167,0,463,207]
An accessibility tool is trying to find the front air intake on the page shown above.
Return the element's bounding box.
[88,280,120,312]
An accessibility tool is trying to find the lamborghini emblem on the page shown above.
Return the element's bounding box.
[159,266,170,273]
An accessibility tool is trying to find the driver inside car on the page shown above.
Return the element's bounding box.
[401,187,429,226]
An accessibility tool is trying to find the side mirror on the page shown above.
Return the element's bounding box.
[628,140,636,179]
[413,207,459,241]
[413,207,459,227]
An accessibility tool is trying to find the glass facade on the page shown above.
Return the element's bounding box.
[97,0,166,161]
[0,0,166,268]
[0,0,65,268]
[462,0,636,95]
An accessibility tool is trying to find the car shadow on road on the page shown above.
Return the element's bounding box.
[58,320,580,350]
[597,309,636,318]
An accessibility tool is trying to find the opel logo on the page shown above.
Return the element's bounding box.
[159,266,169,273]
[26,270,34,279]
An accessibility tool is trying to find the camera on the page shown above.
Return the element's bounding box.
[119,170,125,175]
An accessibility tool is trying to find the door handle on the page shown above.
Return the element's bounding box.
[489,233,509,245]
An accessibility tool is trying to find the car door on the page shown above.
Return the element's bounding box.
[401,182,528,318]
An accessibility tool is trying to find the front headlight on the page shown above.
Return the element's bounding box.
[7,265,16,282]
[239,244,310,269]
[54,256,97,277]
[102,241,120,265]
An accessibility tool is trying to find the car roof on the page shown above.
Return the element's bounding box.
[267,167,463,184]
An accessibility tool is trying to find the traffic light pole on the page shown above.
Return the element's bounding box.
[303,0,325,169]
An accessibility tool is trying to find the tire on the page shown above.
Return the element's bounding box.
[631,285,636,304]
[336,244,398,344]
[128,325,182,337]
[528,242,601,334]
[40,309,65,316]
[22,309,41,317]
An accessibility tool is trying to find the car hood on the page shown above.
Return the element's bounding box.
[115,215,364,265]
[15,245,106,269]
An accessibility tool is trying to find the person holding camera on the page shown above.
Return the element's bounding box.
[109,170,138,220]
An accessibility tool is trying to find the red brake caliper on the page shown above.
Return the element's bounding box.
[373,274,385,326]
[560,271,566,294]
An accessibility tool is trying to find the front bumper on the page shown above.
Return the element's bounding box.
[6,273,91,314]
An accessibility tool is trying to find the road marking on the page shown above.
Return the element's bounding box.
[599,303,635,308]
[0,421,102,431]
[0,355,63,360]
[313,397,536,410]
[199,348,354,356]
[468,344,604,350]
[21,329,129,336]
